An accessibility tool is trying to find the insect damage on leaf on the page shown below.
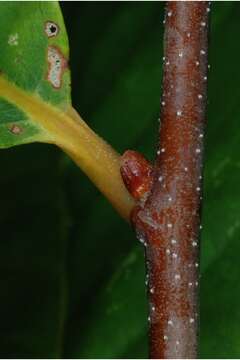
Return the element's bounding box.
[46,46,68,89]
[8,33,18,46]
[44,21,59,38]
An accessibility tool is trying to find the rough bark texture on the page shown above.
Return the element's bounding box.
[121,1,210,358]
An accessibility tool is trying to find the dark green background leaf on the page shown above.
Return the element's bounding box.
[0,2,239,358]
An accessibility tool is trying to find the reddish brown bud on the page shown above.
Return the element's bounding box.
[120,150,153,200]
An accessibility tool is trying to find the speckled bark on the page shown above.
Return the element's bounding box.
[124,2,210,359]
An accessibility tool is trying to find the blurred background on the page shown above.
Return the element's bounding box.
[0,2,239,358]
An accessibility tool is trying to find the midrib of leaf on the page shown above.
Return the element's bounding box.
[0,75,134,219]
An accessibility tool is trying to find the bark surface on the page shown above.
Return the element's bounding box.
[121,2,210,358]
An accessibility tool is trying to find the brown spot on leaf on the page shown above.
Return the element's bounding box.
[46,46,68,89]
[9,124,22,135]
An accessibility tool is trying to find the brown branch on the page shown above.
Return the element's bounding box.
[121,1,210,358]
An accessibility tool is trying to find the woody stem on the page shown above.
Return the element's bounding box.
[132,2,210,358]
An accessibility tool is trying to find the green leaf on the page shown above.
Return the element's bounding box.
[0,2,132,220]
[0,2,71,148]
